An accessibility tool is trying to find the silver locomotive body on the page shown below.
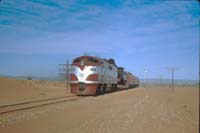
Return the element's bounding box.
[70,56,118,95]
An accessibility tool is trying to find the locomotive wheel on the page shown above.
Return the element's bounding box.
[111,84,117,92]
[96,84,102,95]
[103,84,106,94]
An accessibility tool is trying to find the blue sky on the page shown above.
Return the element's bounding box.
[0,0,199,80]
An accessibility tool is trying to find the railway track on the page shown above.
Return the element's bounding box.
[0,95,81,115]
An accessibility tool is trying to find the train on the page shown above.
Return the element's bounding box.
[70,56,139,95]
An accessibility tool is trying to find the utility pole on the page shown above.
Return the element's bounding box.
[66,60,69,93]
[58,60,72,94]
[143,69,148,87]
[159,75,163,88]
[166,67,178,93]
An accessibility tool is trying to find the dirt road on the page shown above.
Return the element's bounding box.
[0,86,199,133]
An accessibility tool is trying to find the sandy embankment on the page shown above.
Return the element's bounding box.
[0,77,199,133]
[0,77,69,105]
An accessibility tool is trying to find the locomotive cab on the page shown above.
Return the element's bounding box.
[70,56,118,95]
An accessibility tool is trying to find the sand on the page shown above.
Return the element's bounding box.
[0,77,70,105]
[0,77,199,133]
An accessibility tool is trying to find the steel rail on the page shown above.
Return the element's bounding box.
[0,95,75,108]
[0,96,81,115]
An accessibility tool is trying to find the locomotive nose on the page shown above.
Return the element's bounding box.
[79,82,85,91]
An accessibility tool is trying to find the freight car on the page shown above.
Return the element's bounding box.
[70,56,139,95]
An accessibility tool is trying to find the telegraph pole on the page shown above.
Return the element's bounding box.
[159,75,163,88]
[166,67,178,93]
[58,60,72,93]
[143,69,148,87]
[66,60,69,93]
[172,68,174,92]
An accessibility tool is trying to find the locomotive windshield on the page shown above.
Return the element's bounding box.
[73,58,81,63]
[88,57,98,63]
[73,57,99,64]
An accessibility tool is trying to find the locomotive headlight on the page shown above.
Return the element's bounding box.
[79,73,84,77]
[79,73,84,81]
[81,60,84,66]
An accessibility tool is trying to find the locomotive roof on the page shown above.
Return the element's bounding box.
[73,56,116,66]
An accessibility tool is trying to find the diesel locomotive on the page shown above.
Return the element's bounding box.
[70,56,139,95]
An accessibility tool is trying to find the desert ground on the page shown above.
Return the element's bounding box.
[0,77,199,133]
[0,77,70,105]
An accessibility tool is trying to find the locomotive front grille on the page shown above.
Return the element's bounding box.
[79,82,85,91]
